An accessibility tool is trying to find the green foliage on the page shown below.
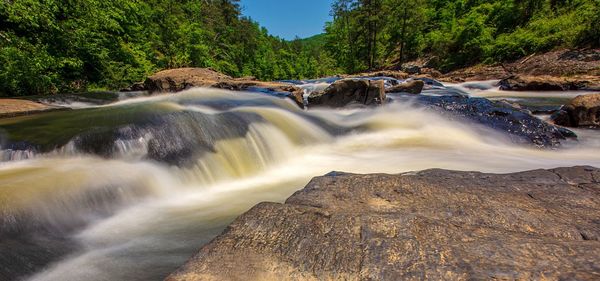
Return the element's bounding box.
[325,0,599,73]
[0,0,337,97]
[2,0,596,96]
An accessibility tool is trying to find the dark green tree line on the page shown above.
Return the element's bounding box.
[325,0,600,73]
[0,0,336,97]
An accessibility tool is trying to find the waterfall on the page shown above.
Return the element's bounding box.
[1,87,600,281]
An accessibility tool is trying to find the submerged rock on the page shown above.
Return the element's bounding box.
[395,94,576,147]
[385,80,424,94]
[0,104,263,166]
[307,79,386,108]
[552,93,600,127]
[167,166,600,281]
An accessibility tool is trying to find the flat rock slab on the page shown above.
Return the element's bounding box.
[168,167,600,281]
[142,68,305,108]
[0,99,66,118]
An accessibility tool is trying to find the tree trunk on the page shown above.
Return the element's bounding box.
[399,6,408,66]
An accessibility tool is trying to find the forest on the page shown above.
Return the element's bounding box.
[0,0,337,96]
[1,0,598,97]
[325,0,600,72]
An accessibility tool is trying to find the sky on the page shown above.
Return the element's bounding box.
[239,0,335,40]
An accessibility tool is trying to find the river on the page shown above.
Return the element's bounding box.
[1,82,599,281]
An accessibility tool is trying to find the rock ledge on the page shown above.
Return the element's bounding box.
[168,166,600,281]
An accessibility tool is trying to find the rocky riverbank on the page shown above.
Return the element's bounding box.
[436,49,600,92]
[167,166,600,281]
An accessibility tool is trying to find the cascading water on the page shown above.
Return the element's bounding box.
[1,86,600,281]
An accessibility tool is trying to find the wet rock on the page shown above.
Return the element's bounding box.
[551,109,572,126]
[401,64,421,74]
[120,82,146,92]
[167,166,600,281]
[499,75,586,91]
[414,77,445,87]
[0,233,77,281]
[307,79,386,108]
[552,93,600,127]
[0,105,262,166]
[395,94,576,147]
[385,80,424,94]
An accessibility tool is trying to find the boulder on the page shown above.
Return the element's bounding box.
[552,93,600,127]
[120,82,146,92]
[167,166,600,281]
[307,79,385,108]
[418,68,442,78]
[401,64,421,74]
[499,75,586,91]
[0,99,68,119]
[144,68,232,93]
[140,68,305,108]
[396,94,576,147]
[385,80,425,94]
[415,77,444,87]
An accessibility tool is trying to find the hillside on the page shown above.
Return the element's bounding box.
[324,0,600,72]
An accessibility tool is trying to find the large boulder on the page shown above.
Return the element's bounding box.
[499,75,586,91]
[141,68,305,108]
[392,94,576,147]
[167,166,600,281]
[307,79,386,108]
[385,80,424,94]
[552,93,600,127]
[144,68,232,93]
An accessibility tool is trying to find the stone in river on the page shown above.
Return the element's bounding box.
[167,166,600,281]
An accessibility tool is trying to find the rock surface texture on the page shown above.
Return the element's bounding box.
[552,93,600,127]
[167,167,600,281]
[308,79,386,108]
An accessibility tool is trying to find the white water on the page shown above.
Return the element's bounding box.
[0,87,599,281]
[444,80,593,105]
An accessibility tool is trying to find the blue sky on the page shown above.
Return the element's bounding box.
[239,0,335,40]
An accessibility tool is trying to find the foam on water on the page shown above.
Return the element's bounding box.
[0,87,598,281]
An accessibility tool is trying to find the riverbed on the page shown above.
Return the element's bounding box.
[1,82,599,281]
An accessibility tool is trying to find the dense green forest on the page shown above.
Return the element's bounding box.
[0,0,337,97]
[325,0,600,73]
[1,0,598,97]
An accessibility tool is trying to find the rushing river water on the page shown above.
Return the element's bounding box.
[1,82,600,281]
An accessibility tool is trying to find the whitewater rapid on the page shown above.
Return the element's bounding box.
[1,87,599,281]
